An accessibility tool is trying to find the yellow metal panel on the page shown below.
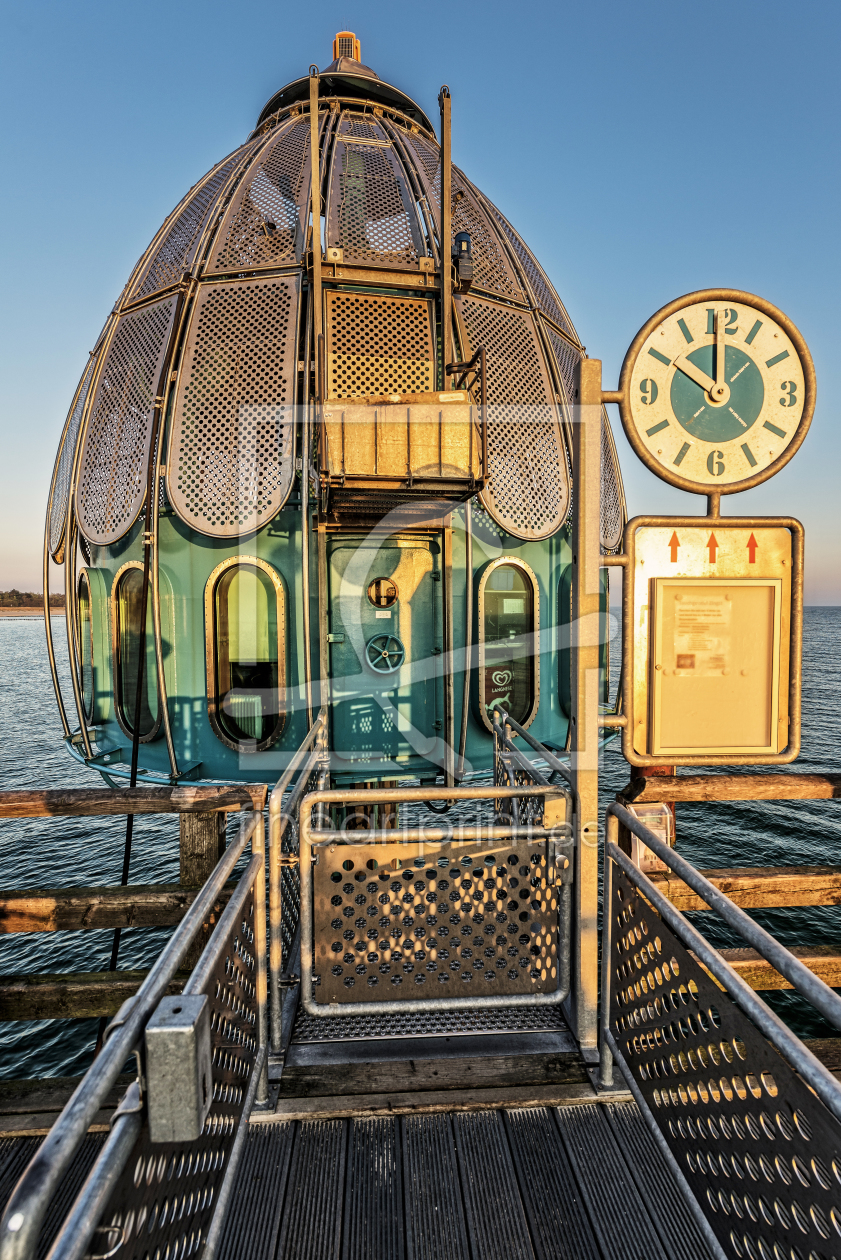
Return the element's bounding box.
[625,520,797,765]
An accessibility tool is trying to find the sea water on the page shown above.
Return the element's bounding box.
[0,610,839,1078]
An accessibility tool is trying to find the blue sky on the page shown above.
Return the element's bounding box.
[1,0,839,601]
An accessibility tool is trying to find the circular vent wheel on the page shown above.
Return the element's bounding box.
[365,633,405,674]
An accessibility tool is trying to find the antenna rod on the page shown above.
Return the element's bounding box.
[439,86,452,388]
[309,67,323,399]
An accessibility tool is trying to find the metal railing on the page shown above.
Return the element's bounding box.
[601,801,841,1260]
[267,707,328,1052]
[0,806,268,1260]
[492,707,574,829]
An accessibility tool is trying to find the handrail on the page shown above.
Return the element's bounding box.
[267,708,327,1050]
[602,804,841,1126]
[494,708,574,789]
[0,808,263,1260]
[492,717,551,787]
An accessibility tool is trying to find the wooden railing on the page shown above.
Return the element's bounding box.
[0,785,267,1022]
[619,770,841,993]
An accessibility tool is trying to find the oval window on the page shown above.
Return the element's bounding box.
[478,559,539,730]
[207,560,285,751]
[113,566,159,739]
[77,571,94,720]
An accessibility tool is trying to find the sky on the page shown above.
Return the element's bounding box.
[1,0,839,602]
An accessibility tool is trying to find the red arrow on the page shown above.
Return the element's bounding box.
[747,533,758,564]
[668,531,680,562]
[707,532,719,563]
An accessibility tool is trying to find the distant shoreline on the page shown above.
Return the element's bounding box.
[0,608,65,618]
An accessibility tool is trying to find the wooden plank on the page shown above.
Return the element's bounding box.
[804,1038,841,1075]
[267,1082,607,1122]
[0,784,267,820]
[647,865,841,911]
[0,969,187,1021]
[713,946,841,991]
[280,1036,587,1098]
[620,773,841,804]
[0,882,235,934]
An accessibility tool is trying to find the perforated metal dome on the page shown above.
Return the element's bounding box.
[48,48,625,553]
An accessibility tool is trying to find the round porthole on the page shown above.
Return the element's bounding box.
[367,578,398,608]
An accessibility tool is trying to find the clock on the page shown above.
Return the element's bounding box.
[617,290,815,494]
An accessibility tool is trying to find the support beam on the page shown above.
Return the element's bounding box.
[569,357,603,1047]
[0,970,186,1021]
[620,773,841,805]
[180,811,227,887]
[647,865,841,912]
[181,810,228,966]
[0,882,236,934]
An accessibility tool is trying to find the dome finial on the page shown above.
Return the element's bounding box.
[333,30,361,61]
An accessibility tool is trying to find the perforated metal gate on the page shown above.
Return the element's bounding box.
[313,838,560,1004]
[76,297,178,545]
[327,113,422,269]
[609,866,841,1260]
[324,290,435,398]
[166,275,300,537]
[127,143,255,303]
[207,118,312,272]
[48,351,99,561]
[456,294,570,540]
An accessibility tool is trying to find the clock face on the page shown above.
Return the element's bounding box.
[620,292,814,493]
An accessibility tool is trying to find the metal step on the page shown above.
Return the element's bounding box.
[402,1113,470,1260]
[216,1123,294,1260]
[453,1110,534,1260]
[553,1104,673,1260]
[504,1108,601,1260]
[290,1004,569,1044]
[604,1103,717,1260]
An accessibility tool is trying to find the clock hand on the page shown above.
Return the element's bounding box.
[713,310,727,401]
[672,354,716,392]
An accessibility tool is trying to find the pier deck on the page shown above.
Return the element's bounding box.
[1,1099,714,1260]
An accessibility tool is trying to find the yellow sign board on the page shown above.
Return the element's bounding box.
[622,517,803,767]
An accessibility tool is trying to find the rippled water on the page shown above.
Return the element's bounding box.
[1,610,838,1078]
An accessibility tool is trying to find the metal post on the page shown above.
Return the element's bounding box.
[456,500,473,781]
[442,515,455,787]
[301,287,314,727]
[308,68,322,356]
[316,523,331,747]
[439,87,452,389]
[251,813,269,1106]
[64,519,93,761]
[43,516,70,738]
[569,357,602,1047]
[600,813,617,1087]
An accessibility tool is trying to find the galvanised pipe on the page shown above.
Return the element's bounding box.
[0,808,263,1260]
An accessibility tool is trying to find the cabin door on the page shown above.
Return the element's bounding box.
[327,537,443,772]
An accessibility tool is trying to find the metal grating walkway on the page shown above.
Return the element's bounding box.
[221,1101,716,1260]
